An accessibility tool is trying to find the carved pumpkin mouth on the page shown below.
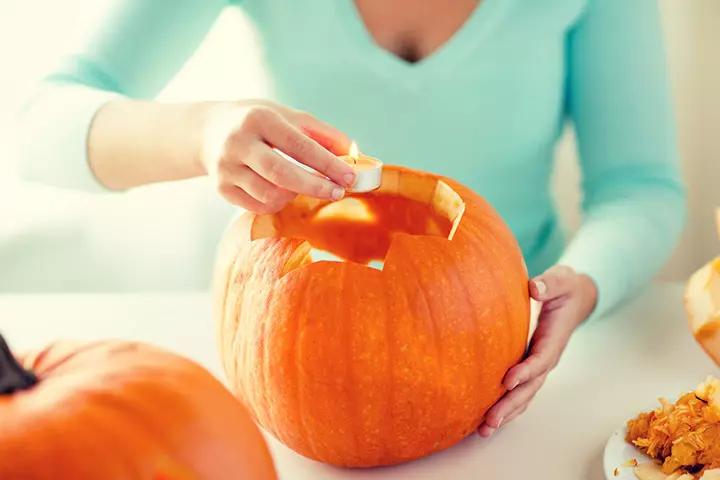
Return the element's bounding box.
[249,169,465,273]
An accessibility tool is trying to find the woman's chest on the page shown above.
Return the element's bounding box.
[246,0,588,76]
[241,0,589,168]
[352,0,481,63]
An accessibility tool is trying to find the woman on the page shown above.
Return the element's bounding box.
[14,0,685,437]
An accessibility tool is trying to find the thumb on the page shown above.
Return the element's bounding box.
[530,265,576,301]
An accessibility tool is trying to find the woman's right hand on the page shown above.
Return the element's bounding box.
[201,100,358,214]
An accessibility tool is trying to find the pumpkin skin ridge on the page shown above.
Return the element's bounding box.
[433,231,493,436]
[402,239,445,390]
[338,265,363,461]
[223,237,251,416]
[255,239,305,447]
[260,261,276,451]
[214,164,530,468]
[213,212,253,402]
[395,238,450,455]
[220,236,316,452]
[383,238,445,463]
[432,172,528,440]
[259,261,384,465]
[218,231,298,442]
[475,213,530,370]
[382,235,523,461]
[242,239,526,466]
[254,242,282,445]
[379,273,395,463]
[293,272,320,460]
[454,205,528,378]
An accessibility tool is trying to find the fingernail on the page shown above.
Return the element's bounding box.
[343,172,357,187]
[534,279,547,296]
[497,416,504,428]
[508,380,519,390]
[332,188,345,201]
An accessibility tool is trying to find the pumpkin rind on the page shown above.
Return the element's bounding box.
[0,339,278,479]
[213,165,531,467]
[685,255,720,368]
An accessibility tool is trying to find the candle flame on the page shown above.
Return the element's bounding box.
[349,142,359,160]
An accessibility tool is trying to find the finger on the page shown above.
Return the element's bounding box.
[293,111,353,156]
[254,109,357,188]
[505,403,529,424]
[245,145,347,201]
[218,183,277,214]
[231,164,297,209]
[483,374,545,429]
[477,422,496,438]
[504,319,564,389]
[530,265,576,301]
[477,402,532,438]
[478,402,530,438]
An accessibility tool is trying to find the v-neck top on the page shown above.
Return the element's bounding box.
[13,0,686,321]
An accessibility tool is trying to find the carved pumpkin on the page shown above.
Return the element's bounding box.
[0,335,278,479]
[213,165,531,467]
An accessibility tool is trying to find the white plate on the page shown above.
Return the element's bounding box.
[603,423,654,479]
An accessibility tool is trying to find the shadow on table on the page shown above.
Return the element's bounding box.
[583,443,606,480]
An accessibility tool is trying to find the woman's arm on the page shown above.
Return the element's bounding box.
[559,0,687,320]
[13,0,356,208]
[477,1,686,435]
[14,0,226,192]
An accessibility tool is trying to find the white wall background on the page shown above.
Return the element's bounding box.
[0,0,717,291]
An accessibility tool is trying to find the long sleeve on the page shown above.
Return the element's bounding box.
[14,0,226,192]
[559,0,687,320]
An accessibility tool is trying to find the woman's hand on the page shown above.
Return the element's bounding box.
[476,265,598,438]
[201,100,358,214]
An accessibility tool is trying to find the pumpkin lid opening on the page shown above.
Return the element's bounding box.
[251,168,465,273]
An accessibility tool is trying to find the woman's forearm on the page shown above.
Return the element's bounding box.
[558,185,686,321]
[12,1,224,191]
[87,100,212,190]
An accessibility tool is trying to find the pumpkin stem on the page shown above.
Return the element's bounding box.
[0,334,37,394]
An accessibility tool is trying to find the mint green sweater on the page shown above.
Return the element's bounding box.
[14,0,686,320]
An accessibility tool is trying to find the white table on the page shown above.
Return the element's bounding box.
[0,282,717,479]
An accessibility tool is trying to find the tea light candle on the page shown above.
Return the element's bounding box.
[339,142,383,193]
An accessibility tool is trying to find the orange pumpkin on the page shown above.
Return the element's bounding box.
[685,255,720,367]
[685,208,720,367]
[213,165,531,467]
[0,334,278,479]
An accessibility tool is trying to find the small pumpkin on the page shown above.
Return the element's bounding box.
[0,334,278,479]
[213,165,530,467]
[685,209,720,367]
[685,255,720,367]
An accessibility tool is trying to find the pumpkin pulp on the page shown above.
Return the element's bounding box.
[0,335,37,394]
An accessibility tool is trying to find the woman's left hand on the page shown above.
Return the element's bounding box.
[476,265,598,438]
